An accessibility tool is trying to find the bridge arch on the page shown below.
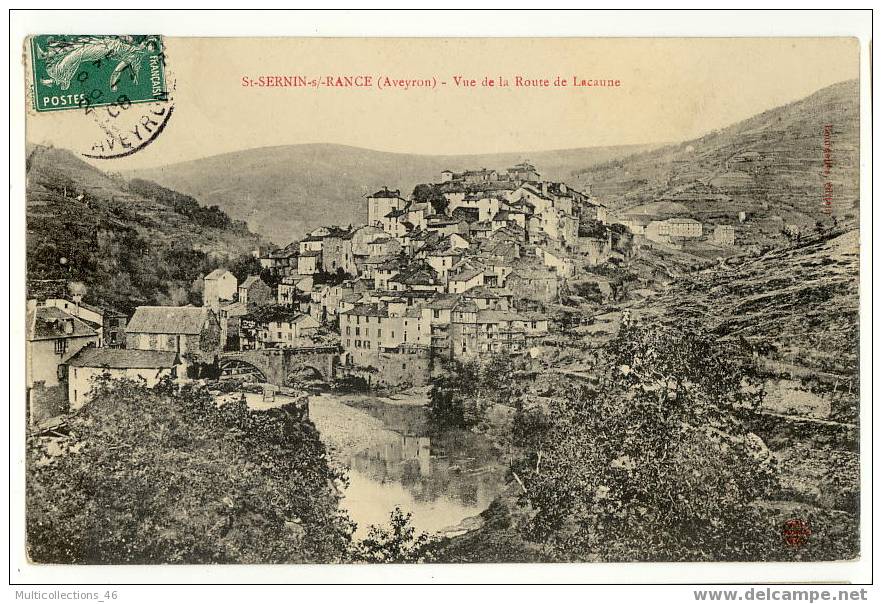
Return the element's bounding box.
[219,347,338,387]
[286,364,328,386]
[218,358,268,382]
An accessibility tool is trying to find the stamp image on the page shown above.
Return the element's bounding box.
[30,35,167,112]
[28,34,175,159]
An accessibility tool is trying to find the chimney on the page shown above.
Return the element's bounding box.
[63,319,74,335]
[72,293,83,304]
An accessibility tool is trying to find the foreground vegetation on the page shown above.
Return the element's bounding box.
[429,323,859,562]
[27,378,438,564]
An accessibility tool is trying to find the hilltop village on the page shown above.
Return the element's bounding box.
[26,160,746,417]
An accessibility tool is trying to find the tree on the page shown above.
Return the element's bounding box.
[427,359,481,428]
[348,507,436,563]
[412,183,448,215]
[510,323,783,561]
[27,377,353,563]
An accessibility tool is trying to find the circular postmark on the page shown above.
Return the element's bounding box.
[781,518,811,548]
[29,35,175,160]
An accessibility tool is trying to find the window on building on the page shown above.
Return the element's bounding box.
[54,339,66,355]
[377,329,382,338]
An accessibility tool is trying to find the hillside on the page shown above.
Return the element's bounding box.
[571,80,860,232]
[635,226,860,407]
[26,145,265,314]
[127,143,655,244]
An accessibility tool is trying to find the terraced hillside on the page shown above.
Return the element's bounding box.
[572,80,860,233]
[635,225,860,426]
[26,145,265,314]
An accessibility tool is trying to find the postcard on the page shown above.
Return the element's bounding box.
[11,14,872,587]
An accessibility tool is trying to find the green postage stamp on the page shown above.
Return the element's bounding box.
[29,35,167,112]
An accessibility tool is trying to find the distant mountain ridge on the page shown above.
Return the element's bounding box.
[126,79,859,245]
[127,143,656,244]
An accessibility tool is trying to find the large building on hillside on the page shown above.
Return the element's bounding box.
[367,187,408,227]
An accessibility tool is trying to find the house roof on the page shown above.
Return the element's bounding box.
[240,275,266,289]
[461,285,499,299]
[27,306,98,341]
[392,265,439,286]
[377,257,404,271]
[427,293,462,310]
[368,188,402,199]
[127,306,212,335]
[46,298,126,318]
[80,300,123,317]
[451,207,480,223]
[453,299,479,313]
[476,310,516,324]
[362,254,395,266]
[341,292,365,304]
[341,303,388,318]
[205,268,234,281]
[68,347,178,369]
[449,266,483,282]
[243,305,313,325]
[293,314,321,328]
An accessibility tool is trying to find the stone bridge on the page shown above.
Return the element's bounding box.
[219,346,339,386]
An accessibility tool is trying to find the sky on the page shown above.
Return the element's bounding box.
[25,37,860,170]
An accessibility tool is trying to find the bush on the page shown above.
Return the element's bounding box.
[510,323,797,561]
[27,377,353,563]
[348,507,436,563]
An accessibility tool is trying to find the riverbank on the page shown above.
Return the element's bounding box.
[308,393,401,456]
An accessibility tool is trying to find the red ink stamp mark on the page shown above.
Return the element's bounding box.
[782,518,811,547]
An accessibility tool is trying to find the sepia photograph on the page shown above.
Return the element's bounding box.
[9,10,873,590]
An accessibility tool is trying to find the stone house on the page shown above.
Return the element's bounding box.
[26,303,100,422]
[239,306,321,350]
[126,306,222,363]
[239,275,273,307]
[202,269,238,309]
[505,268,559,303]
[67,348,180,408]
[298,251,322,275]
[367,187,407,227]
[321,228,356,275]
[44,297,127,348]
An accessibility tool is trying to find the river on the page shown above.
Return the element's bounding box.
[307,392,507,537]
